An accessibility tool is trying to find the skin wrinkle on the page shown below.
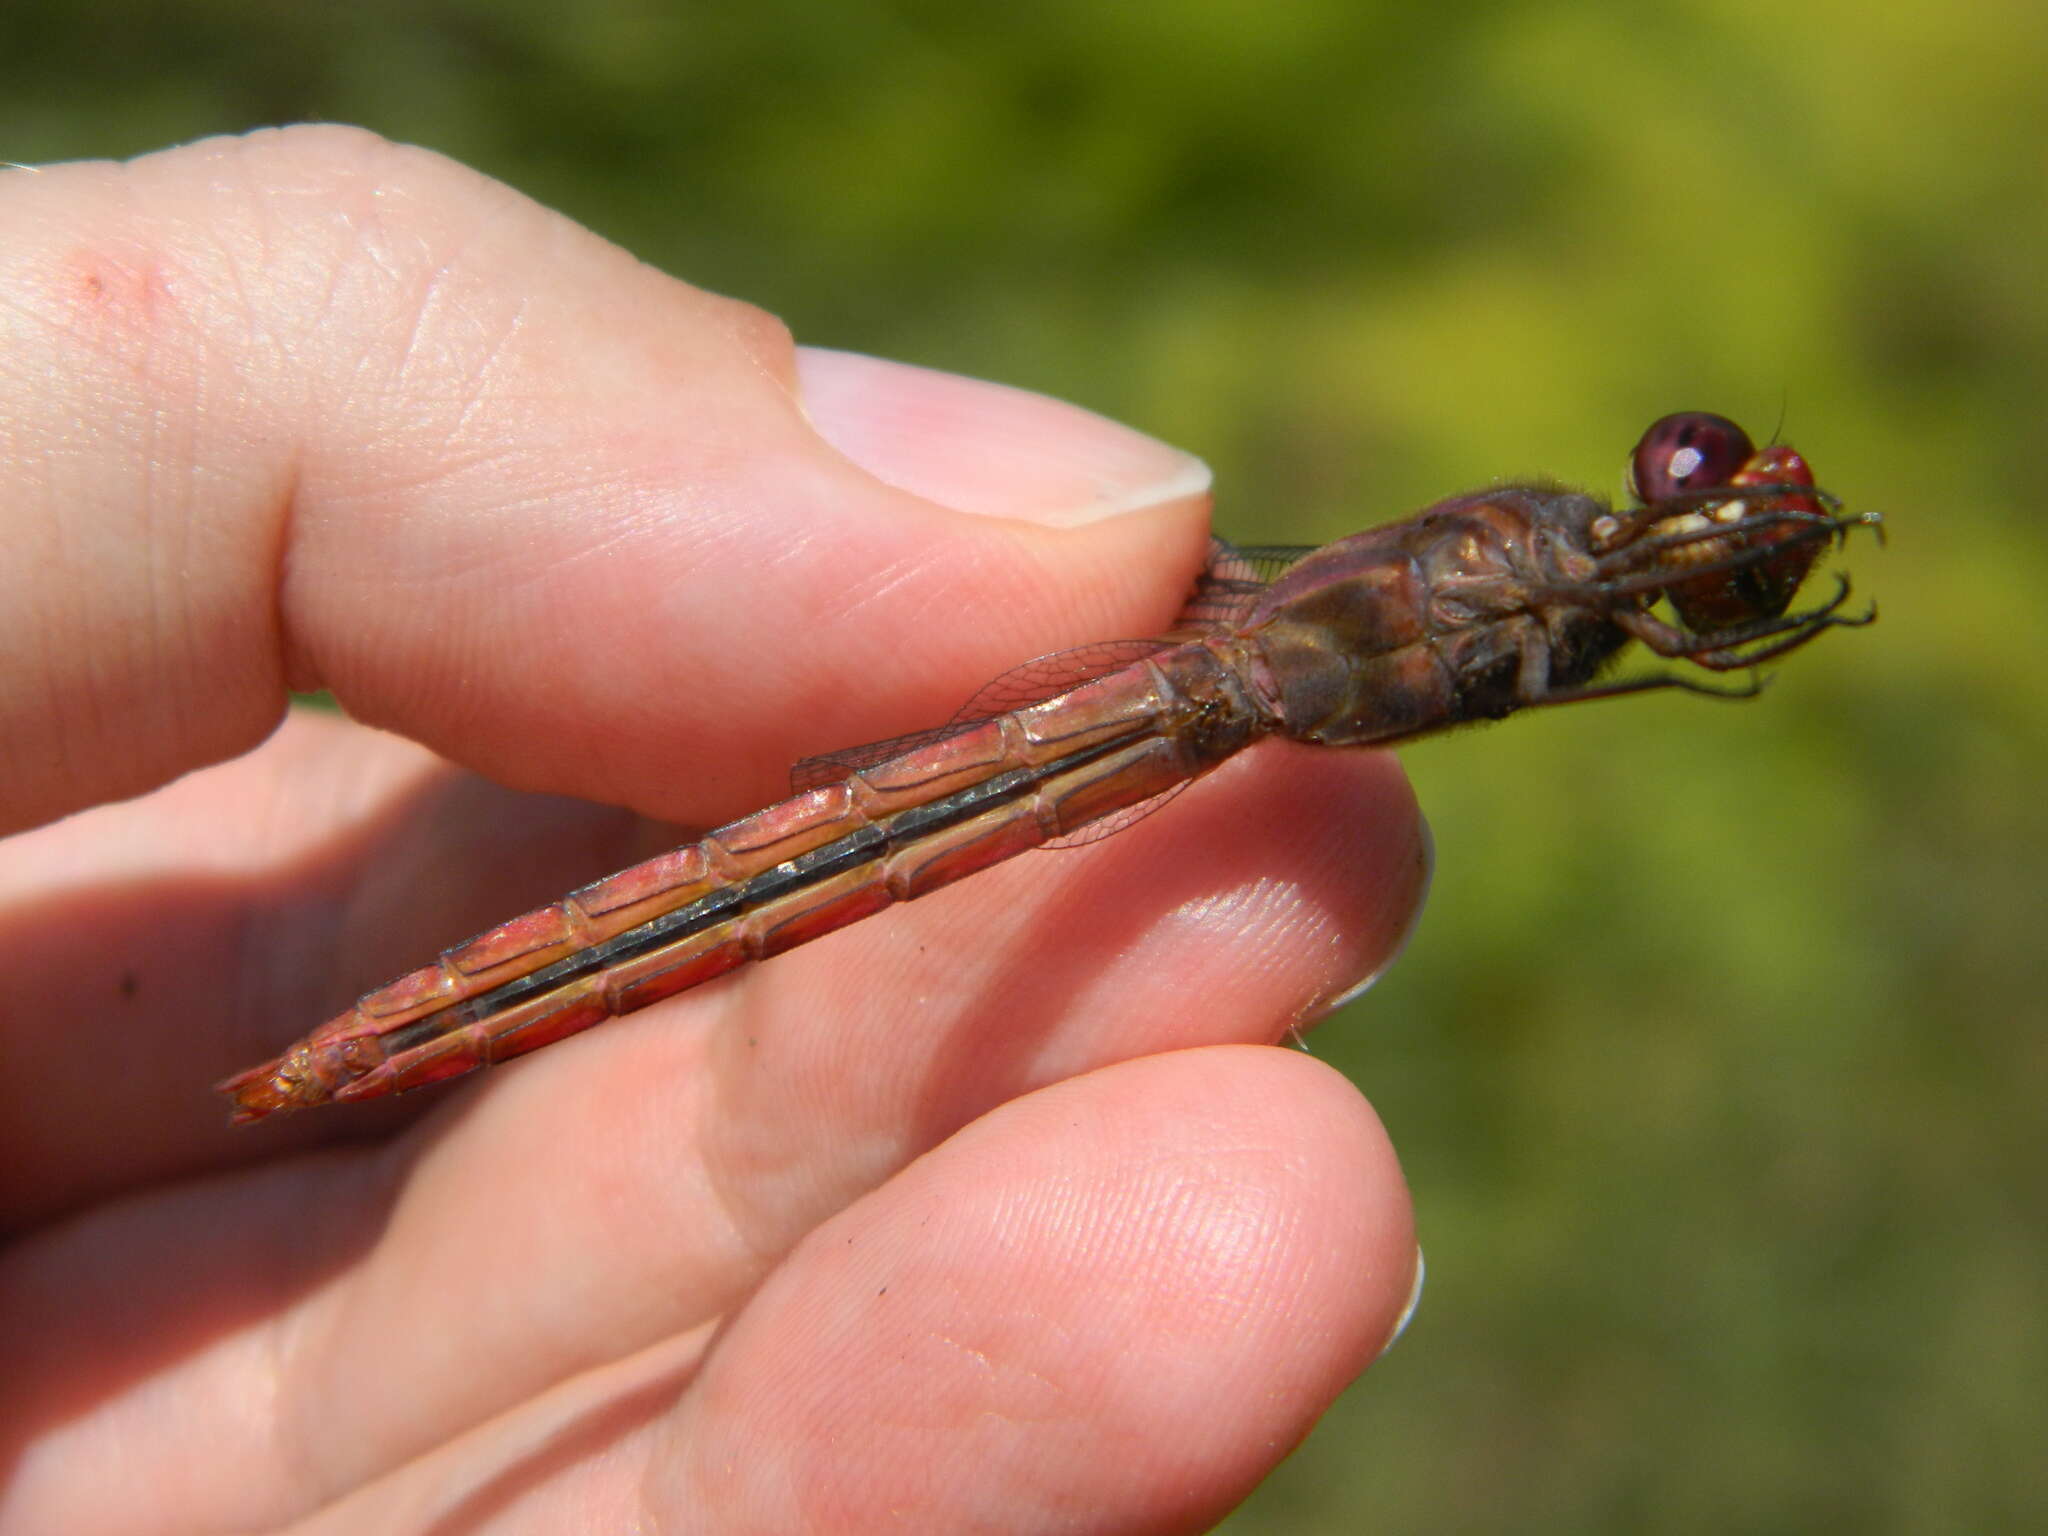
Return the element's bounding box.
[381,257,467,415]
[821,548,983,644]
[188,1149,394,1505]
[446,294,534,449]
[245,1278,307,1505]
[1119,1143,1306,1295]
[0,274,63,335]
[1153,873,1352,1006]
[692,981,875,1268]
[286,1152,495,1493]
[286,1184,410,1503]
[303,190,669,599]
[348,1326,706,1536]
[375,177,544,431]
[268,218,545,685]
[200,150,280,372]
[237,135,431,364]
[272,444,315,690]
[253,149,434,449]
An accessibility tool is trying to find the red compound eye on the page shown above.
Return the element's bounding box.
[1629,411,1755,506]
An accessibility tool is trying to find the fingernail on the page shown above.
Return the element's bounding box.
[795,346,1210,527]
[1317,810,1435,1017]
[1376,1245,1426,1360]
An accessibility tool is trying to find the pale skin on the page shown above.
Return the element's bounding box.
[0,128,1424,1533]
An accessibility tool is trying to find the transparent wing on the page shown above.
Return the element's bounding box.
[1041,780,1193,847]
[1170,538,1319,632]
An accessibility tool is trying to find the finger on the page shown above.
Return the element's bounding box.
[0,127,1209,837]
[323,1051,1414,1535]
[3,1047,1414,1534]
[651,1048,1415,1533]
[0,747,1425,1523]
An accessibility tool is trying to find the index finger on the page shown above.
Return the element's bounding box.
[0,127,1213,838]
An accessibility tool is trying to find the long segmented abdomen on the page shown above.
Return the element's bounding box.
[219,644,1252,1121]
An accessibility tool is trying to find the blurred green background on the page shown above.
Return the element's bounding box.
[6,0,2041,1528]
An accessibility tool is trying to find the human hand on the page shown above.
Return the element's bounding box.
[0,128,1424,1533]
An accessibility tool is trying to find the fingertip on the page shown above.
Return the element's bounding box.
[656,1046,1409,1530]
[796,347,1211,527]
[1316,798,1434,1016]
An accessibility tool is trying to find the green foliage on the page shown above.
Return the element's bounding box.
[7,1,2041,1527]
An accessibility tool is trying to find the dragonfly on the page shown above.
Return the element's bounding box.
[219,411,1880,1123]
